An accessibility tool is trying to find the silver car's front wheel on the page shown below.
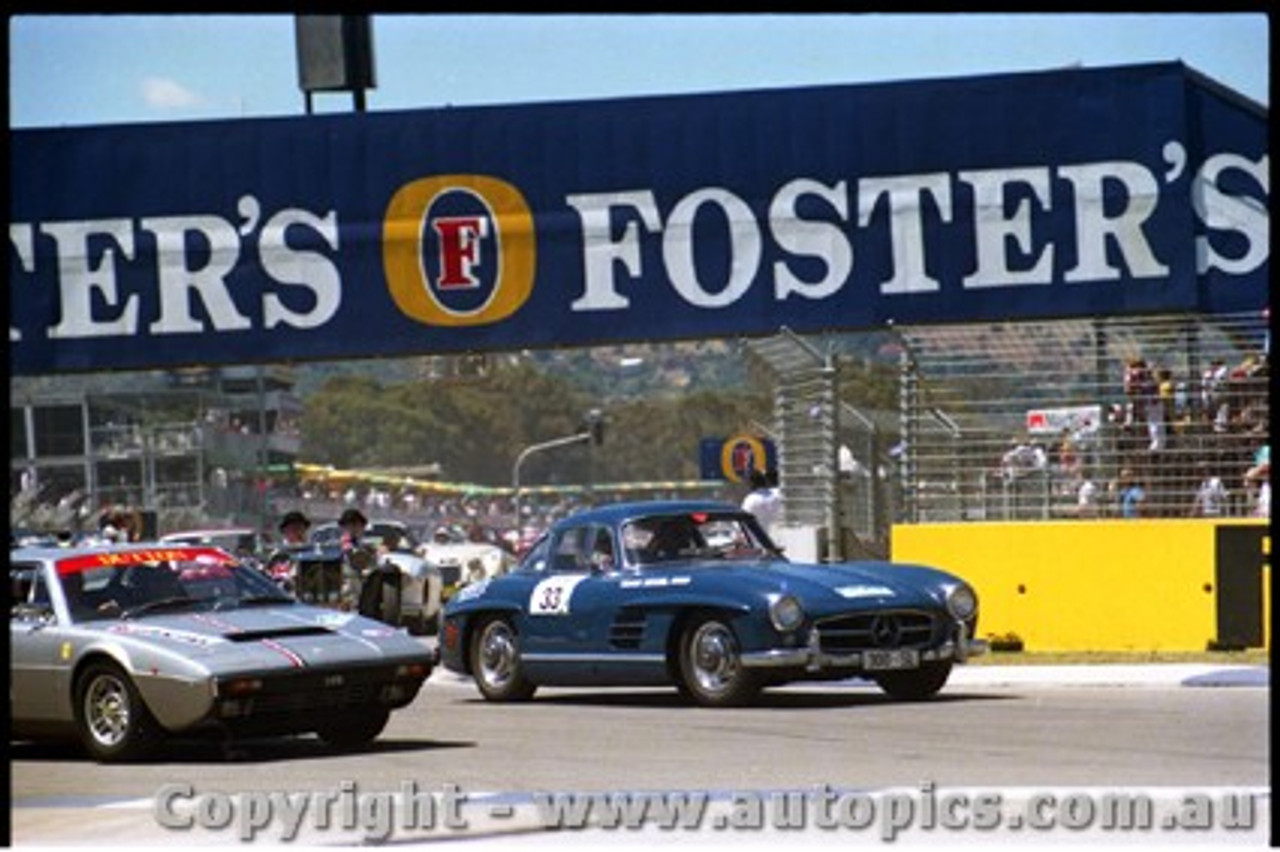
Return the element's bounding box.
[74,661,161,762]
[678,617,761,707]
[470,616,536,702]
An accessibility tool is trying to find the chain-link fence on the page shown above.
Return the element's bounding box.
[743,331,839,548]
[744,330,900,559]
[897,312,1269,523]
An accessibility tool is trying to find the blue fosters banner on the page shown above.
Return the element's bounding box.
[9,62,1268,374]
[699,436,779,483]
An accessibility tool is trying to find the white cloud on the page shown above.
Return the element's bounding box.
[141,76,205,110]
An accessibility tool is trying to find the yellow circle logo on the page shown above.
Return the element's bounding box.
[721,435,768,483]
[383,174,536,327]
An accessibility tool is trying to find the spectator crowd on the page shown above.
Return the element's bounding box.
[991,350,1268,520]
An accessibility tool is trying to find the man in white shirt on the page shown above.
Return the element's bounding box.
[1190,463,1229,517]
[742,469,783,536]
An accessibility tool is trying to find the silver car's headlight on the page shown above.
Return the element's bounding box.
[768,594,805,633]
[945,584,977,620]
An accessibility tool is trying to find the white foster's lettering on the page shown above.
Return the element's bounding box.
[566,156,1230,315]
[1193,152,1269,275]
[11,198,342,341]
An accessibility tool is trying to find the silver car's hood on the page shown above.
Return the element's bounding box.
[95,605,425,671]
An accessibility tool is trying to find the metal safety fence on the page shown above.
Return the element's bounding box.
[744,329,899,559]
[897,312,1269,523]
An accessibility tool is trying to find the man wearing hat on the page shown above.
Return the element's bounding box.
[279,510,311,547]
[263,509,312,588]
[339,507,375,573]
[338,507,396,621]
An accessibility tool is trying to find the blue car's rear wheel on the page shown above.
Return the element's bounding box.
[471,616,536,702]
[73,660,162,762]
[678,617,761,707]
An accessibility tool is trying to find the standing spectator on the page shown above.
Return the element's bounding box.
[1113,468,1147,519]
[265,510,311,589]
[1189,462,1229,517]
[1074,475,1100,519]
[1000,436,1046,482]
[1150,365,1173,452]
[1070,415,1100,477]
[278,510,311,547]
[741,469,783,538]
[1056,428,1082,493]
[1243,447,1270,518]
[1123,358,1155,430]
[1251,473,1270,519]
[335,506,373,606]
[339,507,372,554]
[1200,357,1228,421]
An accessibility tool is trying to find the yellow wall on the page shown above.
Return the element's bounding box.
[892,520,1270,652]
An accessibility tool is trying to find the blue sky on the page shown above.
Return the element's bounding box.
[9,13,1269,129]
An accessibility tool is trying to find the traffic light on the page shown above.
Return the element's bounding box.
[586,409,605,445]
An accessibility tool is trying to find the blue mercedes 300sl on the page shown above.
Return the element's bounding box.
[441,501,986,706]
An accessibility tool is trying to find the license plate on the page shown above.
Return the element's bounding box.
[863,649,919,671]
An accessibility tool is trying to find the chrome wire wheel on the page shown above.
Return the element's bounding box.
[689,621,740,694]
[477,619,519,690]
[83,670,132,749]
[678,617,760,706]
[470,617,536,702]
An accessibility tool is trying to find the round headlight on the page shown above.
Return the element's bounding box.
[945,584,977,620]
[769,594,805,633]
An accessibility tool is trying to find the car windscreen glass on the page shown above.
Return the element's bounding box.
[56,549,291,621]
[369,523,417,550]
[622,512,775,566]
[517,533,551,573]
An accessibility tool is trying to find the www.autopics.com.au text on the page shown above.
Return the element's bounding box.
[153,780,1262,842]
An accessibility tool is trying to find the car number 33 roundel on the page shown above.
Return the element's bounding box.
[529,576,588,616]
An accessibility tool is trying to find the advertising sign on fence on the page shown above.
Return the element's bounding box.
[1025,404,1104,436]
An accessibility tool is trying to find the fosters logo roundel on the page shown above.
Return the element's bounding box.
[383,174,536,327]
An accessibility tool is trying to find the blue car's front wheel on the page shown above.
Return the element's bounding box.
[470,615,537,702]
[678,617,761,707]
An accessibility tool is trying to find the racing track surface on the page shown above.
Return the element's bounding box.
[10,664,1270,846]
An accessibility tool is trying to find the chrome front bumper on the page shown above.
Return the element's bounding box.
[740,621,989,671]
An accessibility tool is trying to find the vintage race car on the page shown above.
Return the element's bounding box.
[418,535,514,600]
[10,543,434,761]
[441,500,986,707]
[273,545,442,635]
[267,520,442,635]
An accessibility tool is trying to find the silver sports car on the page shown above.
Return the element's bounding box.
[10,543,434,761]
